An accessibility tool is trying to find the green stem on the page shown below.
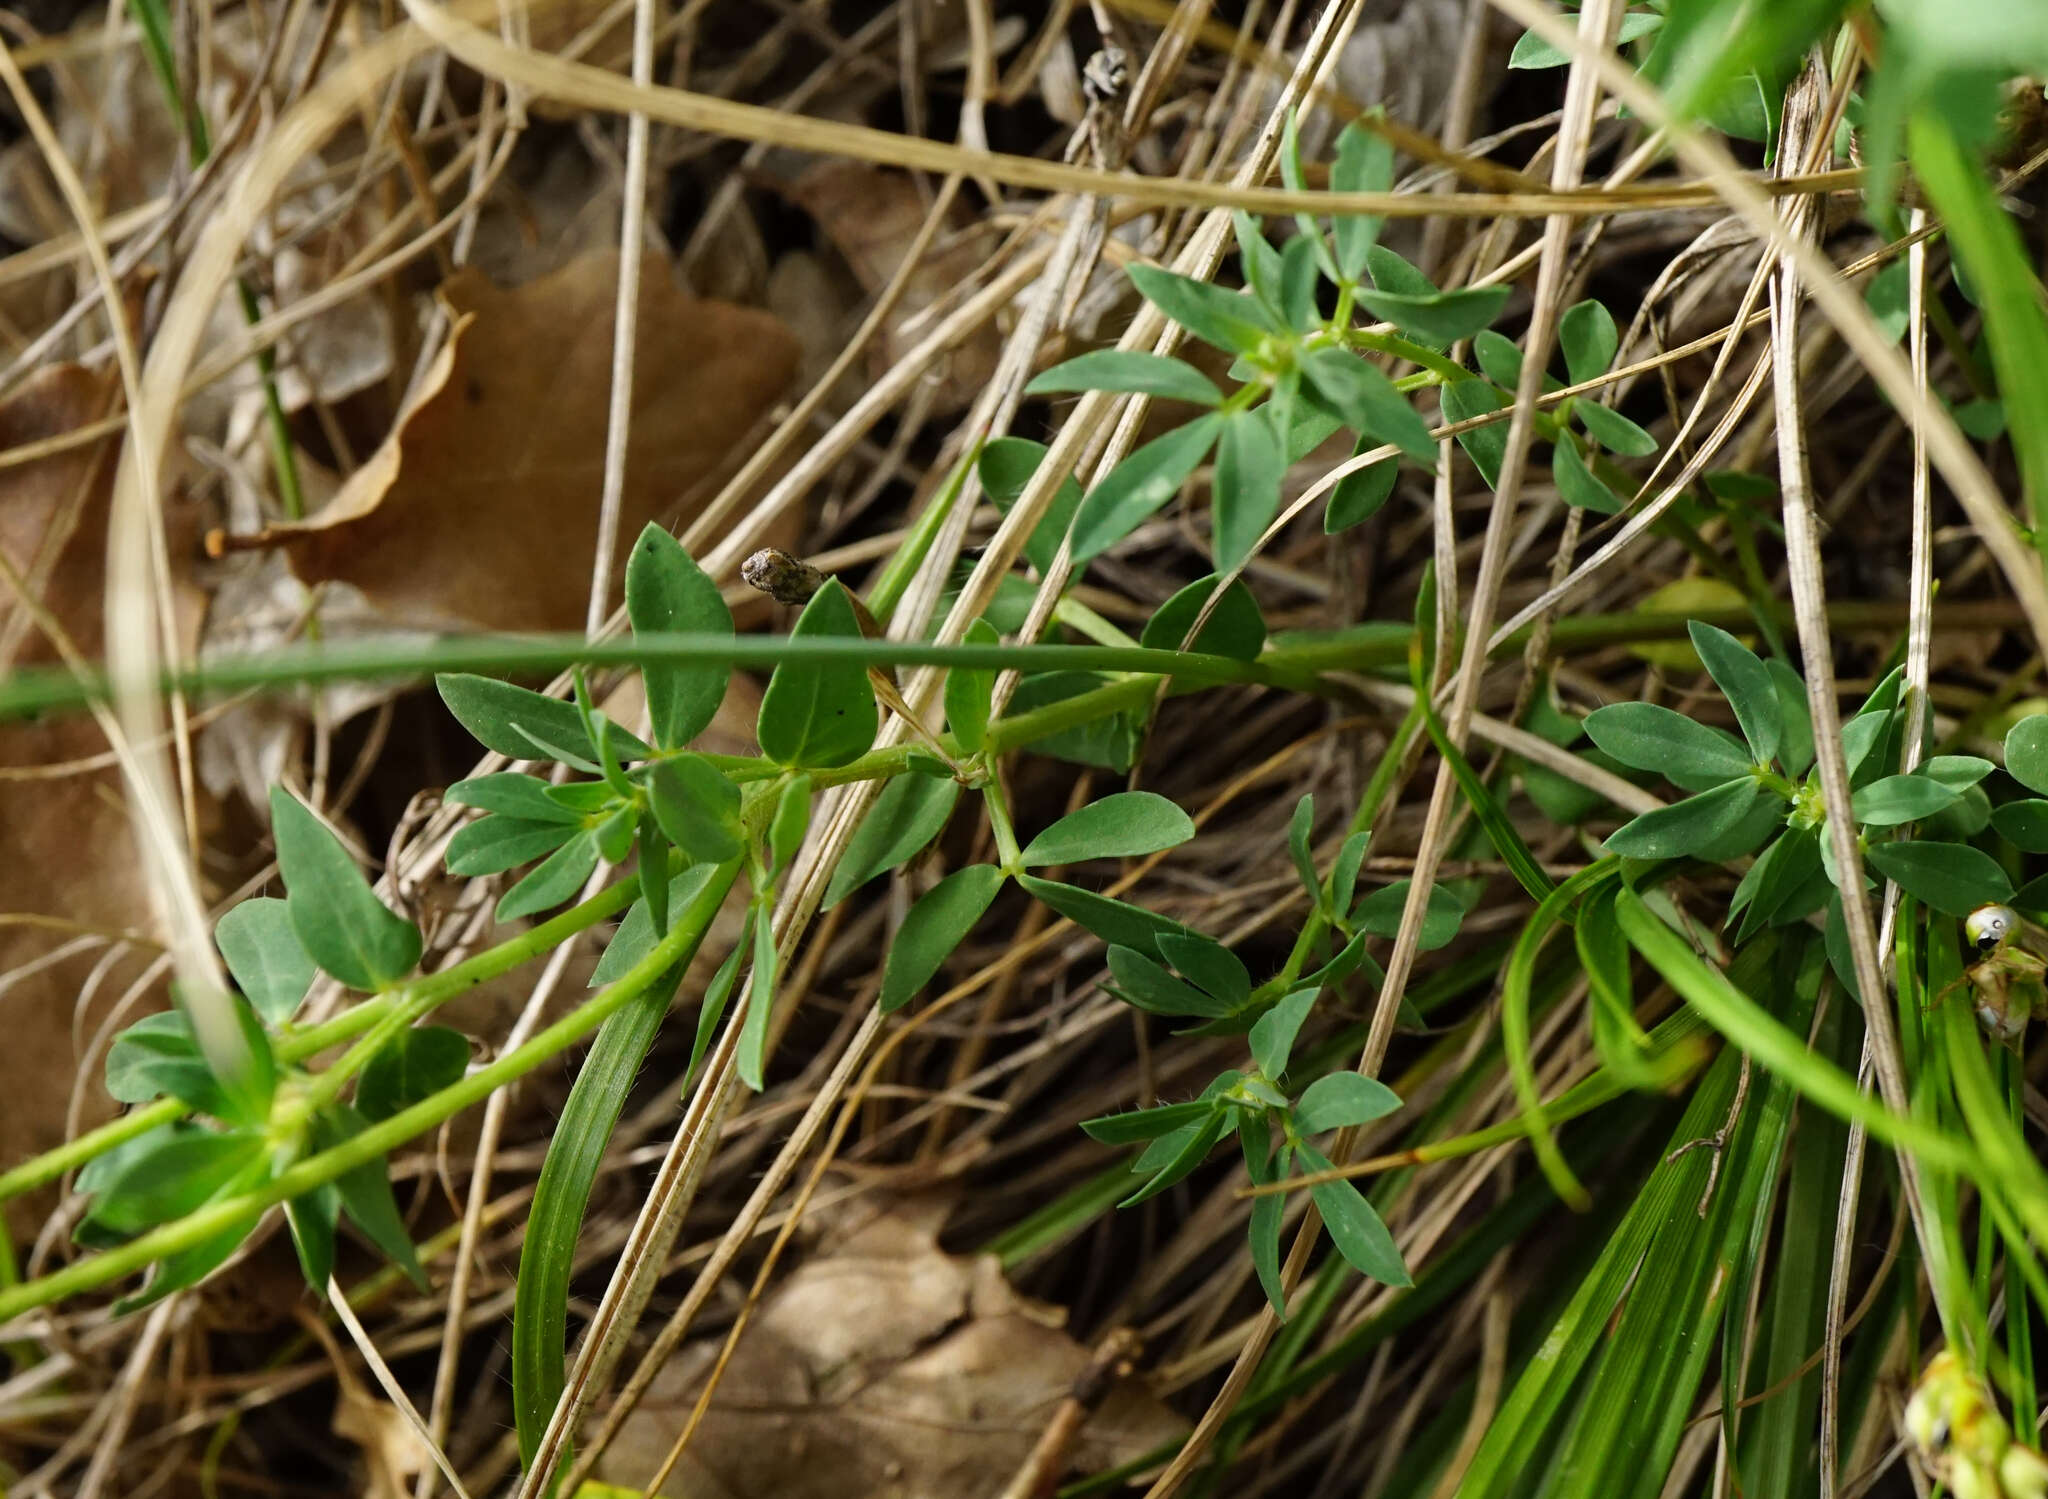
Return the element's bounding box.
[1271,599,2007,675]
[1330,281,1357,331]
[129,0,306,525]
[931,597,2004,785]
[1753,767,1801,802]
[0,601,2008,724]
[1922,294,1995,401]
[1282,695,1429,986]
[1338,328,1470,386]
[1724,508,1792,662]
[985,778,1024,872]
[0,633,1311,720]
[987,675,1157,756]
[0,873,645,1203]
[0,1210,32,1373]
[0,586,2005,1212]
[1293,294,1466,387]
[0,863,740,1325]
[296,982,428,1116]
[0,668,1234,1202]
[238,280,308,523]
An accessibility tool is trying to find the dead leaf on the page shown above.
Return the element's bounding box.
[0,16,391,456]
[0,366,210,1238]
[599,1198,1186,1499]
[240,251,800,632]
[780,165,1001,415]
[329,1350,436,1499]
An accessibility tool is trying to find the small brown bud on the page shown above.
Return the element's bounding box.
[742,547,827,607]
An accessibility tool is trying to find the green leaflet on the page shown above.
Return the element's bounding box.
[1127,264,1278,354]
[738,900,780,1090]
[1212,408,1286,573]
[1017,874,1190,962]
[214,898,317,1025]
[1354,284,1510,346]
[438,674,650,763]
[1300,348,1436,463]
[1026,350,1224,406]
[757,582,879,769]
[356,1027,470,1123]
[1140,576,1268,663]
[1298,1144,1409,1286]
[943,618,1001,751]
[1069,415,1227,563]
[625,524,733,752]
[1019,792,1195,868]
[880,866,1007,1012]
[825,774,961,908]
[648,755,744,867]
[271,788,421,992]
[1558,299,1620,385]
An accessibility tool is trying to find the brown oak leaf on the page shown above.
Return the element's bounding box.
[246,251,800,632]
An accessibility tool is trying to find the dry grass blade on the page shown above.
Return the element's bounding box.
[328,1276,474,1499]
[582,0,657,637]
[1765,50,1940,1322]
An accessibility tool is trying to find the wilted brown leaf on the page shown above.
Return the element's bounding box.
[0,365,209,1237]
[245,251,800,632]
[333,1386,434,1499]
[324,1336,437,1499]
[0,19,392,453]
[600,1199,1186,1499]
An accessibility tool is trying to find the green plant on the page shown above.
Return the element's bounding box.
[16,132,1551,1438]
[22,508,1441,1466]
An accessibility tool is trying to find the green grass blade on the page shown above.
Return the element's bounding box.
[510,862,723,1480]
[2005,1050,2040,1443]
[1896,905,1984,1347]
[1613,887,1978,1173]
[1738,992,1851,1495]
[511,964,680,1478]
[1909,112,2048,547]
[1500,866,1618,1208]
[1456,1048,1744,1498]
[1928,932,2048,1314]
[983,1166,1132,1270]
[1546,936,1817,1499]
